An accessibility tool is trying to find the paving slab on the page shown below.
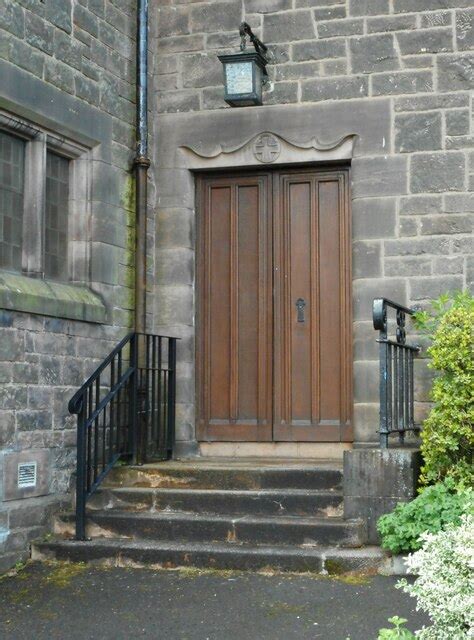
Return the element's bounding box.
[0,562,429,640]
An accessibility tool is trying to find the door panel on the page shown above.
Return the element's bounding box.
[197,174,273,441]
[197,168,352,444]
[273,170,352,442]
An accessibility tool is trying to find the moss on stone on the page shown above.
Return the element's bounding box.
[42,562,87,588]
[0,272,106,323]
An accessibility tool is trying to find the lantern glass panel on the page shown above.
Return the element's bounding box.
[225,62,254,95]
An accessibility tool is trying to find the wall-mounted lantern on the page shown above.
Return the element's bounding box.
[218,22,269,107]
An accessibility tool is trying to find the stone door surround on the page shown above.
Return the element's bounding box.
[153,99,392,457]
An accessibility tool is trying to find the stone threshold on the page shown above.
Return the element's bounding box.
[198,442,351,461]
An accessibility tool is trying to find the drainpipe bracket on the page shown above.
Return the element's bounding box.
[134,155,151,168]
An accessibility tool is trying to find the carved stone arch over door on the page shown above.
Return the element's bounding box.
[179,130,356,170]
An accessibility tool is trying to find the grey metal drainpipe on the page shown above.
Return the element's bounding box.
[134,0,150,335]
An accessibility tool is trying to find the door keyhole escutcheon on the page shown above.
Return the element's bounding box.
[295,298,306,323]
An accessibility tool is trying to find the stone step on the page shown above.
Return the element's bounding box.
[88,487,343,518]
[55,511,365,548]
[32,538,385,574]
[106,462,343,492]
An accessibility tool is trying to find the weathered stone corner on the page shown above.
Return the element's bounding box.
[343,448,421,545]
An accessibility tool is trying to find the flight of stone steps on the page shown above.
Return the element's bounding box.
[32,460,385,573]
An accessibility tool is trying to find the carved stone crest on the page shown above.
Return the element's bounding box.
[252,133,281,163]
[179,131,356,169]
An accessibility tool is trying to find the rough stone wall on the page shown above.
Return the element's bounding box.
[0,0,146,571]
[153,0,473,447]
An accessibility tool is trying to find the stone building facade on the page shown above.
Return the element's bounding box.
[0,0,147,571]
[0,0,473,571]
[153,0,473,458]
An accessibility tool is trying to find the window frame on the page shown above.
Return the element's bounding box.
[0,109,91,285]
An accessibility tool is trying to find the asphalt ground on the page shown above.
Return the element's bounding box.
[0,562,429,640]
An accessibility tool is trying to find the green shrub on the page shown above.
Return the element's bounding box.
[413,291,474,487]
[398,514,474,639]
[377,617,416,639]
[377,479,473,554]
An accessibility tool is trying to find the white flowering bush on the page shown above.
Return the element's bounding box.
[397,513,474,639]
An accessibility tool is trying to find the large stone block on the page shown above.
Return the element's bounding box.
[156,208,194,250]
[156,248,194,287]
[394,0,472,10]
[349,0,389,15]
[410,152,466,193]
[73,4,99,38]
[397,28,453,54]
[0,329,24,361]
[25,11,54,55]
[45,0,72,33]
[190,1,242,34]
[352,156,408,198]
[385,256,432,277]
[156,6,189,38]
[353,278,407,321]
[292,39,346,62]
[395,92,469,112]
[313,6,346,20]
[367,15,416,33]
[318,18,363,39]
[437,53,474,91]
[384,237,450,257]
[182,52,223,89]
[157,90,200,114]
[444,192,474,213]
[0,0,25,38]
[246,0,292,11]
[353,320,379,361]
[410,275,464,301]
[372,70,433,96]
[399,195,442,216]
[354,360,379,403]
[420,214,473,235]
[352,198,397,239]
[302,76,368,101]
[344,448,421,543]
[0,411,15,448]
[154,285,194,326]
[456,8,474,50]
[263,10,315,43]
[352,241,382,279]
[445,109,471,136]
[350,34,399,74]
[395,112,442,152]
[263,81,298,105]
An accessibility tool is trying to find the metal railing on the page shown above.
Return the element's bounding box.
[373,298,420,448]
[68,332,178,540]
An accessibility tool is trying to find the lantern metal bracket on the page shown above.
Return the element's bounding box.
[239,22,270,72]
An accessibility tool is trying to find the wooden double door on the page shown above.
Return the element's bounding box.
[197,168,352,443]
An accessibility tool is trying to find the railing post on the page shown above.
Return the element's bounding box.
[129,333,139,465]
[167,338,177,457]
[75,402,87,541]
[379,340,389,449]
[373,298,419,449]
[374,299,389,449]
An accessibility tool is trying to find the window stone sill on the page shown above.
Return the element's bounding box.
[0,271,106,324]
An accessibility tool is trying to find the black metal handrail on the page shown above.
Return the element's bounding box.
[69,332,178,540]
[373,298,420,448]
